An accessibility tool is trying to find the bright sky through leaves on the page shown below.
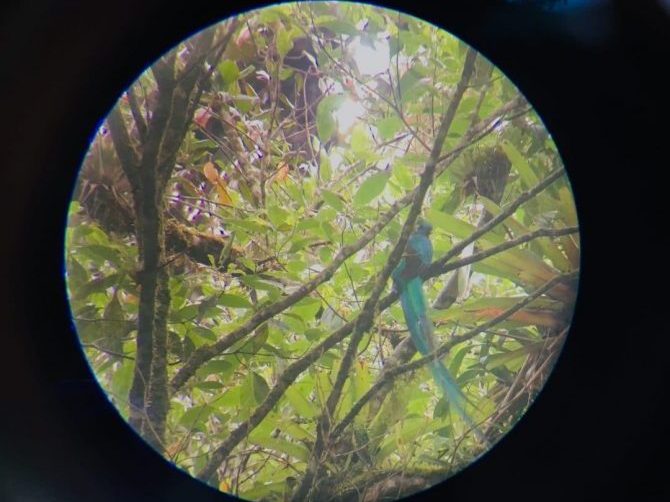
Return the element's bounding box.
[334,35,390,133]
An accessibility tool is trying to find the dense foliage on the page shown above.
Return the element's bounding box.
[65,3,579,500]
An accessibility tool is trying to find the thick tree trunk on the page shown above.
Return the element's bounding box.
[106,24,224,451]
[130,177,170,449]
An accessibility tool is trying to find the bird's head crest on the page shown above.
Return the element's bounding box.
[416,219,432,235]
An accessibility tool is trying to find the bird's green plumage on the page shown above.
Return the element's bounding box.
[393,221,483,440]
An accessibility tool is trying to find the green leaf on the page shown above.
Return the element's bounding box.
[242,482,286,502]
[456,95,478,117]
[456,368,481,386]
[109,360,133,411]
[398,66,429,105]
[239,275,281,295]
[399,152,427,167]
[279,67,295,81]
[258,8,281,23]
[197,295,221,320]
[78,244,121,266]
[67,200,82,218]
[448,345,471,377]
[288,237,318,254]
[319,221,336,242]
[66,256,88,291]
[238,64,256,80]
[350,124,371,157]
[231,94,257,114]
[478,195,571,270]
[276,28,294,59]
[434,296,561,329]
[241,372,270,407]
[319,19,358,37]
[187,326,218,344]
[379,417,428,460]
[319,247,333,264]
[227,218,271,234]
[391,163,414,190]
[251,372,270,403]
[286,260,307,274]
[285,386,318,418]
[281,312,305,334]
[195,381,224,392]
[353,172,390,207]
[72,273,121,301]
[398,68,421,98]
[447,116,469,140]
[218,60,240,86]
[557,185,579,226]
[501,141,539,188]
[304,328,324,341]
[282,421,313,441]
[267,205,291,228]
[219,293,254,309]
[321,190,344,211]
[399,30,427,54]
[171,303,199,322]
[376,115,403,141]
[485,342,543,371]
[249,435,310,462]
[428,209,475,238]
[320,152,332,181]
[284,180,305,207]
[217,387,242,409]
[182,336,195,359]
[179,404,212,430]
[197,359,235,380]
[291,297,321,320]
[343,262,368,281]
[316,206,337,223]
[433,396,450,419]
[316,95,344,141]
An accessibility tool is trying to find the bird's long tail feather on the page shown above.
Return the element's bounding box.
[399,278,484,441]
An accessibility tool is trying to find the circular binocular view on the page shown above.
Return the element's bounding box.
[65,2,580,500]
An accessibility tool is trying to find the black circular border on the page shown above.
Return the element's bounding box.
[2,1,669,500]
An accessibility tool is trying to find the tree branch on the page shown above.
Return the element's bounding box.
[106,105,140,188]
[182,19,239,147]
[433,226,578,276]
[427,166,566,277]
[152,51,176,91]
[126,86,147,144]
[156,28,217,190]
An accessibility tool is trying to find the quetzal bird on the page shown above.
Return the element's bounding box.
[392,220,483,440]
